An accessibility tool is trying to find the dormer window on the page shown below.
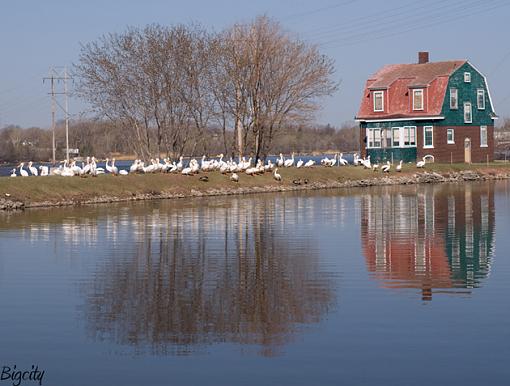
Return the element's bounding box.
[464,72,471,82]
[373,91,384,112]
[412,89,424,110]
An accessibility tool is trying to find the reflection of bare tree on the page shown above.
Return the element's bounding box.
[83,196,335,356]
[361,183,495,301]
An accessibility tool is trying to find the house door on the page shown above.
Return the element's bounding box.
[464,138,471,163]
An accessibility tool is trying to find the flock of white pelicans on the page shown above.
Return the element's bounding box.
[9,152,429,181]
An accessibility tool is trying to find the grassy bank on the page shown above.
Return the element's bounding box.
[1,162,510,209]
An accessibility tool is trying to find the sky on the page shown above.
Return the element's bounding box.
[0,0,509,128]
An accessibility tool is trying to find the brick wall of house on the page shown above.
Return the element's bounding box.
[416,125,494,163]
[359,125,366,158]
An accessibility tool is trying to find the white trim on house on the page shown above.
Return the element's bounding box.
[464,72,471,82]
[447,128,455,144]
[373,90,384,112]
[450,88,458,109]
[412,89,424,111]
[467,61,497,117]
[356,116,444,123]
[464,102,472,123]
[480,125,488,147]
[423,126,434,148]
[477,88,486,110]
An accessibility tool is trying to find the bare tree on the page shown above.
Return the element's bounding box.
[74,17,338,161]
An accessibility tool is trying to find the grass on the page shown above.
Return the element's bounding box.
[1,162,510,206]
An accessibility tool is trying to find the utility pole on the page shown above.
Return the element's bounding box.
[43,67,73,163]
[43,69,57,163]
[64,66,70,162]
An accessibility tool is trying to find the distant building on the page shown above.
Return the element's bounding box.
[355,52,497,163]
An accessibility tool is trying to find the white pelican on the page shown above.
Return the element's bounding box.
[372,163,379,172]
[129,160,139,173]
[416,157,426,168]
[381,161,391,173]
[284,153,295,167]
[19,163,29,177]
[273,168,282,181]
[10,169,16,177]
[264,160,275,172]
[277,153,284,167]
[230,172,239,182]
[362,156,371,169]
[181,166,193,175]
[28,162,38,176]
[39,165,49,176]
[304,159,315,167]
[105,158,119,175]
[339,153,348,166]
[296,159,304,168]
[176,156,184,171]
[396,160,403,172]
[119,169,128,175]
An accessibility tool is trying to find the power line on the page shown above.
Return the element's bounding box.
[317,0,508,48]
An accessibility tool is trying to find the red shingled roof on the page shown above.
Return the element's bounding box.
[356,60,466,120]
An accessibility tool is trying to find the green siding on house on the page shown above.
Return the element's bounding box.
[367,148,417,163]
[440,62,494,126]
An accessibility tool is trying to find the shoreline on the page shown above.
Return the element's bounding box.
[1,166,510,211]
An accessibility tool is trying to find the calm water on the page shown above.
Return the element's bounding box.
[0,181,509,385]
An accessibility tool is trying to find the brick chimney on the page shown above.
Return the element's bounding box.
[418,51,429,64]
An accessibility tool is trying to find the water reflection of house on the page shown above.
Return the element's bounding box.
[361,183,494,300]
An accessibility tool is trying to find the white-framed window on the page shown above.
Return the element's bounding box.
[366,128,382,148]
[464,102,472,123]
[403,126,416,147]
[412,89,424,110]
[383,128,392,148]
[450,88,458,109]
[373,91,384,112]
[477,89,485,110]
[392,127,400,147]
[480,125,488,147]
[423,126,434,148]
[464,72,471,82]
[447,128,455,144]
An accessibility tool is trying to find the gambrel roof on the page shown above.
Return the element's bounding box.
[356,60,466,121]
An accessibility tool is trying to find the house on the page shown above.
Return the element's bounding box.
[355,52,497,163]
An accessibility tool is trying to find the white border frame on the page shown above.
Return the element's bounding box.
[450,88,458,110]
[447,128,455,144]
[464,102,472,123]
[477,89,486,110]
[423,126,434,149]
[373,91,384,112]
[480,125,488,147]
[412,89,424,111]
